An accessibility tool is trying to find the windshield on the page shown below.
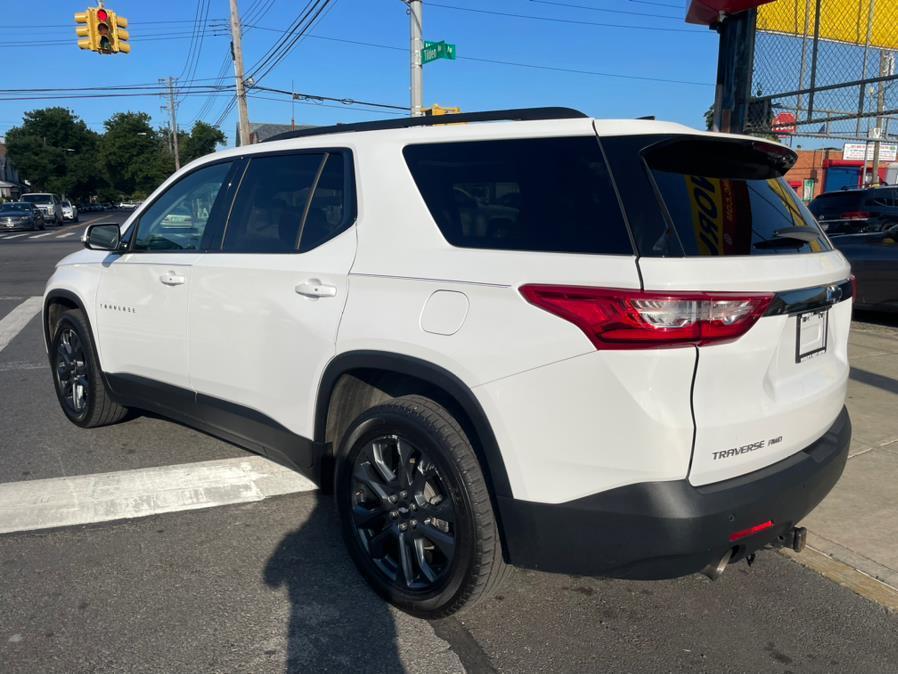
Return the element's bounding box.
[21,195,52,205]
[0,203,30,213]
[809,192,864,216]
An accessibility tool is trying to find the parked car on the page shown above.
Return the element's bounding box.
[21,192,63,225]
[44,108,852,617]
[808,186,898,234]
[0,201,45,231]
[830,224,898,311]
[61,200,79,222]
[118,200,137,209]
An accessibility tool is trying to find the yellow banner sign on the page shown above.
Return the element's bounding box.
[758,0,898,51]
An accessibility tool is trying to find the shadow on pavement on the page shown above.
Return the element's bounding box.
[264,494,403,673]
[853,309,898,328]
[850,366,898,396]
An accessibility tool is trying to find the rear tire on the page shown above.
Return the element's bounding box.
[335,395,508,618]
[50,309,128,428]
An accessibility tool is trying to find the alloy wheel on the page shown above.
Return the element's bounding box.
[55,327,89,418]
[350,435,457,592]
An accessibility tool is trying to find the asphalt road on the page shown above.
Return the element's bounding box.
[1,216,897,673]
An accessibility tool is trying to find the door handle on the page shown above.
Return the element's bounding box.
[160,271,186,286]
[295,279,337,299]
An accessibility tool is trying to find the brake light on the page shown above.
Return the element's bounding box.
[841,211,871,220]
[519,285,774,350]
[850,274,858,300]
[728,520,774,542]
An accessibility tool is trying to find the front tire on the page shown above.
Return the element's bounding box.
[335,395,507,618]
[50,309,127,428]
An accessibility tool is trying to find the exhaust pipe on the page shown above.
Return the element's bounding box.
[701,549,733,580]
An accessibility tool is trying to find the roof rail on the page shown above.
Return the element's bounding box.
[263,107,588,143]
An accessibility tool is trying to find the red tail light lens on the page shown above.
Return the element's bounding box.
[841,211,871,220]
[850,274,858,300]
[519,285,774,350]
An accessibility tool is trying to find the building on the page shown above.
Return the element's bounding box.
[0,140,23,200]
[783,147,840,201]
[235,122,316,146]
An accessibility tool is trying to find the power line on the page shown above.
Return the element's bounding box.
[0,30,229,48]
[250,0,338,84]
[526,0,681,20]
[426,2,707,33]
[253,85,407,110]
[247,94,407,116]
[242,26,712,87]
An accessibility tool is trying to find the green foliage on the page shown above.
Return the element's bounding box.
[5,108,227,202]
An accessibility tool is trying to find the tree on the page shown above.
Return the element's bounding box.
[181,122,226,165]
[5,108,104,200]
[99,112,167,197]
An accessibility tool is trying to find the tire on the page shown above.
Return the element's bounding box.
[50,309,127,428]
[335,395,508,618]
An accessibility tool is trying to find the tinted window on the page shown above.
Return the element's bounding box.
[642,137,829,256]
[22,194,52,205]
[133,161,231,252]
[809,192,864,215]
[299,153,350,252]
[0,203,30,213]
[223,153,324,253]
[403,137,632,255]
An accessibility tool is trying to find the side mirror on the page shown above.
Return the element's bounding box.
[82,224,122,251]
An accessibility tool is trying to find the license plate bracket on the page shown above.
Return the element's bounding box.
[795,309,828,363]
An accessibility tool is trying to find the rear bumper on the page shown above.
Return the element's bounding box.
[498,407,850,579]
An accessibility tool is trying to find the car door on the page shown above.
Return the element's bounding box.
[95,159,236,392]
[188,150,357,462]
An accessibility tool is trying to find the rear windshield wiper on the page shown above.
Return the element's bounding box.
[754,227,820,249]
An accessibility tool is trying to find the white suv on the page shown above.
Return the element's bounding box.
[43,108,852,617]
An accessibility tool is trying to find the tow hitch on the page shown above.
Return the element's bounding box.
[780,526,808,553]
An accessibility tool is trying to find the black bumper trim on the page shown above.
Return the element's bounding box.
[499,407,850,579]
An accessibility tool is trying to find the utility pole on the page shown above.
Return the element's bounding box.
[229,0,252,145]
[871,51,892,186]
[163,77,181,171]
[409,0,424,117]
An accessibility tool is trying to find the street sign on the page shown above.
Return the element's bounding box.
[843,142,898,161]
[422,40,456,65]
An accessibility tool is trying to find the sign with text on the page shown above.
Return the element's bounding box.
[422,40,456,65]
[843,143,898,162]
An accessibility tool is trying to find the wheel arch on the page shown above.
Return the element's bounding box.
[316,351,514,553]
[43,289,93,357]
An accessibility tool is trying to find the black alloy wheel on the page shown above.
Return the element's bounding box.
[350,434,457,591]
[54,326,89,421]
[336,395,508,617]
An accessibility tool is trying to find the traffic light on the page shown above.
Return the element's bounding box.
[95,7,113,53]
[74,9,98,52]
[111,11,130,54]
[423,105,462,116]
[74,6,130,54]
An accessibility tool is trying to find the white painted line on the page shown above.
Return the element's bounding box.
[0,296,42,354]
[0,361,47,372]
[2,233,30,240]
[28,232,54,239]
[0,456,317,535]
[55,231,77,239]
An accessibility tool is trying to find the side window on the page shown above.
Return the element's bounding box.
[222,153,324,253]
[299,153,350,252]
[403,137,632,255]
[133,161,231,252]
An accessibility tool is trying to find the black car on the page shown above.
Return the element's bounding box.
[808,187,898,234]
[830,224,898,311]
[0,202,46,232]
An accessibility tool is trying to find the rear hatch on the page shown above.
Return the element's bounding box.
[602,133,852,486]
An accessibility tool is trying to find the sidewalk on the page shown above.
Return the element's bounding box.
[789,319,898,610]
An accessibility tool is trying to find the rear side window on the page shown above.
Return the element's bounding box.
[223,153,324,253]
[403,137,632,255]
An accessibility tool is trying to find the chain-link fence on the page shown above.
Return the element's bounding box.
[750,0,898,143]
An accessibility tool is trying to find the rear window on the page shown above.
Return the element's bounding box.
[603,135,829,256]
[403,137,632,255]
[809,192,864,215]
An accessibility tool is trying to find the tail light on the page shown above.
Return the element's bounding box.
[729,520,774,543]
[850,274,858,300]
[519,285,774,350]
[841,211,871,220]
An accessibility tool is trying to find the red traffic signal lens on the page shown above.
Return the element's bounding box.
[97,9,109,21]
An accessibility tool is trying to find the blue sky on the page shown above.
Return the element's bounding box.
[0,0,719,146]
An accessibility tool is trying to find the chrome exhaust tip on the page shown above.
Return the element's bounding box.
[701,549,733,581]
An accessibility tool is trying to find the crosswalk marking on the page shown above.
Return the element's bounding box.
[55,231,78,238]
[3,233,30,239]
[29,232,54,239]
[0,456,317,535]
[0,296,42,354]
